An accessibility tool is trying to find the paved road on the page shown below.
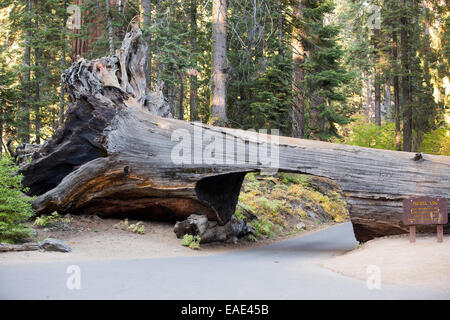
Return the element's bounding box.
[1,222,449,299]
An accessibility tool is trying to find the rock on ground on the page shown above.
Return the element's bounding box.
[0,238,72,253]
[174,214,253,243]
[38,238,72,252]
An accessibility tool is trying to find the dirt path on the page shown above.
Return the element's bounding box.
[319,234,450,292]
[0,216,335,264]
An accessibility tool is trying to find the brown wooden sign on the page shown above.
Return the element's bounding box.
[403,196,448,243]
[403,196,448,225]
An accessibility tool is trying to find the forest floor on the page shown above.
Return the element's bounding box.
[1,172,348,264]
[319,233,450,292]
[0,215,338,264]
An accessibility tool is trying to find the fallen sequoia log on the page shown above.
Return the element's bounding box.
[19,25,450,242]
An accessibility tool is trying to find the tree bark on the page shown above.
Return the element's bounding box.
[365,70,372,120]
[277,0,283,54]
[392,31,401,151]
[291,0,306,138]
[33,0,41,144]
[178,73,184,120]
[20,0,32,143]
[105,0,115,56]
[59,0,67,125]
[211,0,228,124]
[142,0,152,88]
[373,28,381,126]
[385,75,391,120]
[189,0,199,122]
[117,0,124,41]
[19,26,450,244]
[401,0,412,152]
[374,77,381,126]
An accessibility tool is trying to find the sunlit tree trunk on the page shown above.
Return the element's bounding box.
[105,0,115,56]
[142,0,152,87]
[373,28,381,126]
[211,0,228,124]
[392,31,401,150]
[277,0,283,54]
[179,73,184,120]
[59,0,67,125]
[401,0,412,152]
[33,0,41,144]
[291,0,306,138]
[365,70,372,119]
[385,76,391,119]
[20,0,32,143]
[117,0,124,41]
[189,0,199,121]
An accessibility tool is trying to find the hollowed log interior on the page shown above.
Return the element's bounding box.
[195,172,248,224]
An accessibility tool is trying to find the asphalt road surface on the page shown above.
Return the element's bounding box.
[1,222,449,299]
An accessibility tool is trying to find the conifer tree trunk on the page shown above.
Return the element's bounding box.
[291,0,306,138]
[385,76,391,119]
[117,0,124,41]
[20,0,32,143]
[392,31,401,151]
[374,78,381,126]
[401,0,412,152]
[189,0,199,122]
[105,0,115,56]
[179,74,184,120]
[211,0,228,124]
[365,70,372,119]
[373,28,381,126]
[59,0,67,125]
[33,0,41,144]
[142,0,152,87]
[277,0,283,54]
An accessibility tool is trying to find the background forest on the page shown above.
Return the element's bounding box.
[0,0,449,155]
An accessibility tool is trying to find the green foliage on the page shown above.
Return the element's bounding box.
[233,207,246,221]
[113,219,146,235]
[0,157,34,243]
[181,234,201,250]
[335,116,450,155]
[419,127,450,156]
[33,211,71,228]
[343,122,397,150]
[4,0,73,143]
[299,0,354,141]
[248,218,279,239]
[278,173,309,187]
[1,0,448,158]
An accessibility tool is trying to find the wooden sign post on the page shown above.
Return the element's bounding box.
[403,196,448,243]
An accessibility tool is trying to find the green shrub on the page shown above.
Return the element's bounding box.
[334,115,450,156]
[0,157,35,243]
[34,211,71,228]
[420,127,450,156]
[129,221,146,235]
[113,219,146,234]
[181,234,201,249]
[344,122,397,150]
[248,218,279,239]
[278,172,309,186]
